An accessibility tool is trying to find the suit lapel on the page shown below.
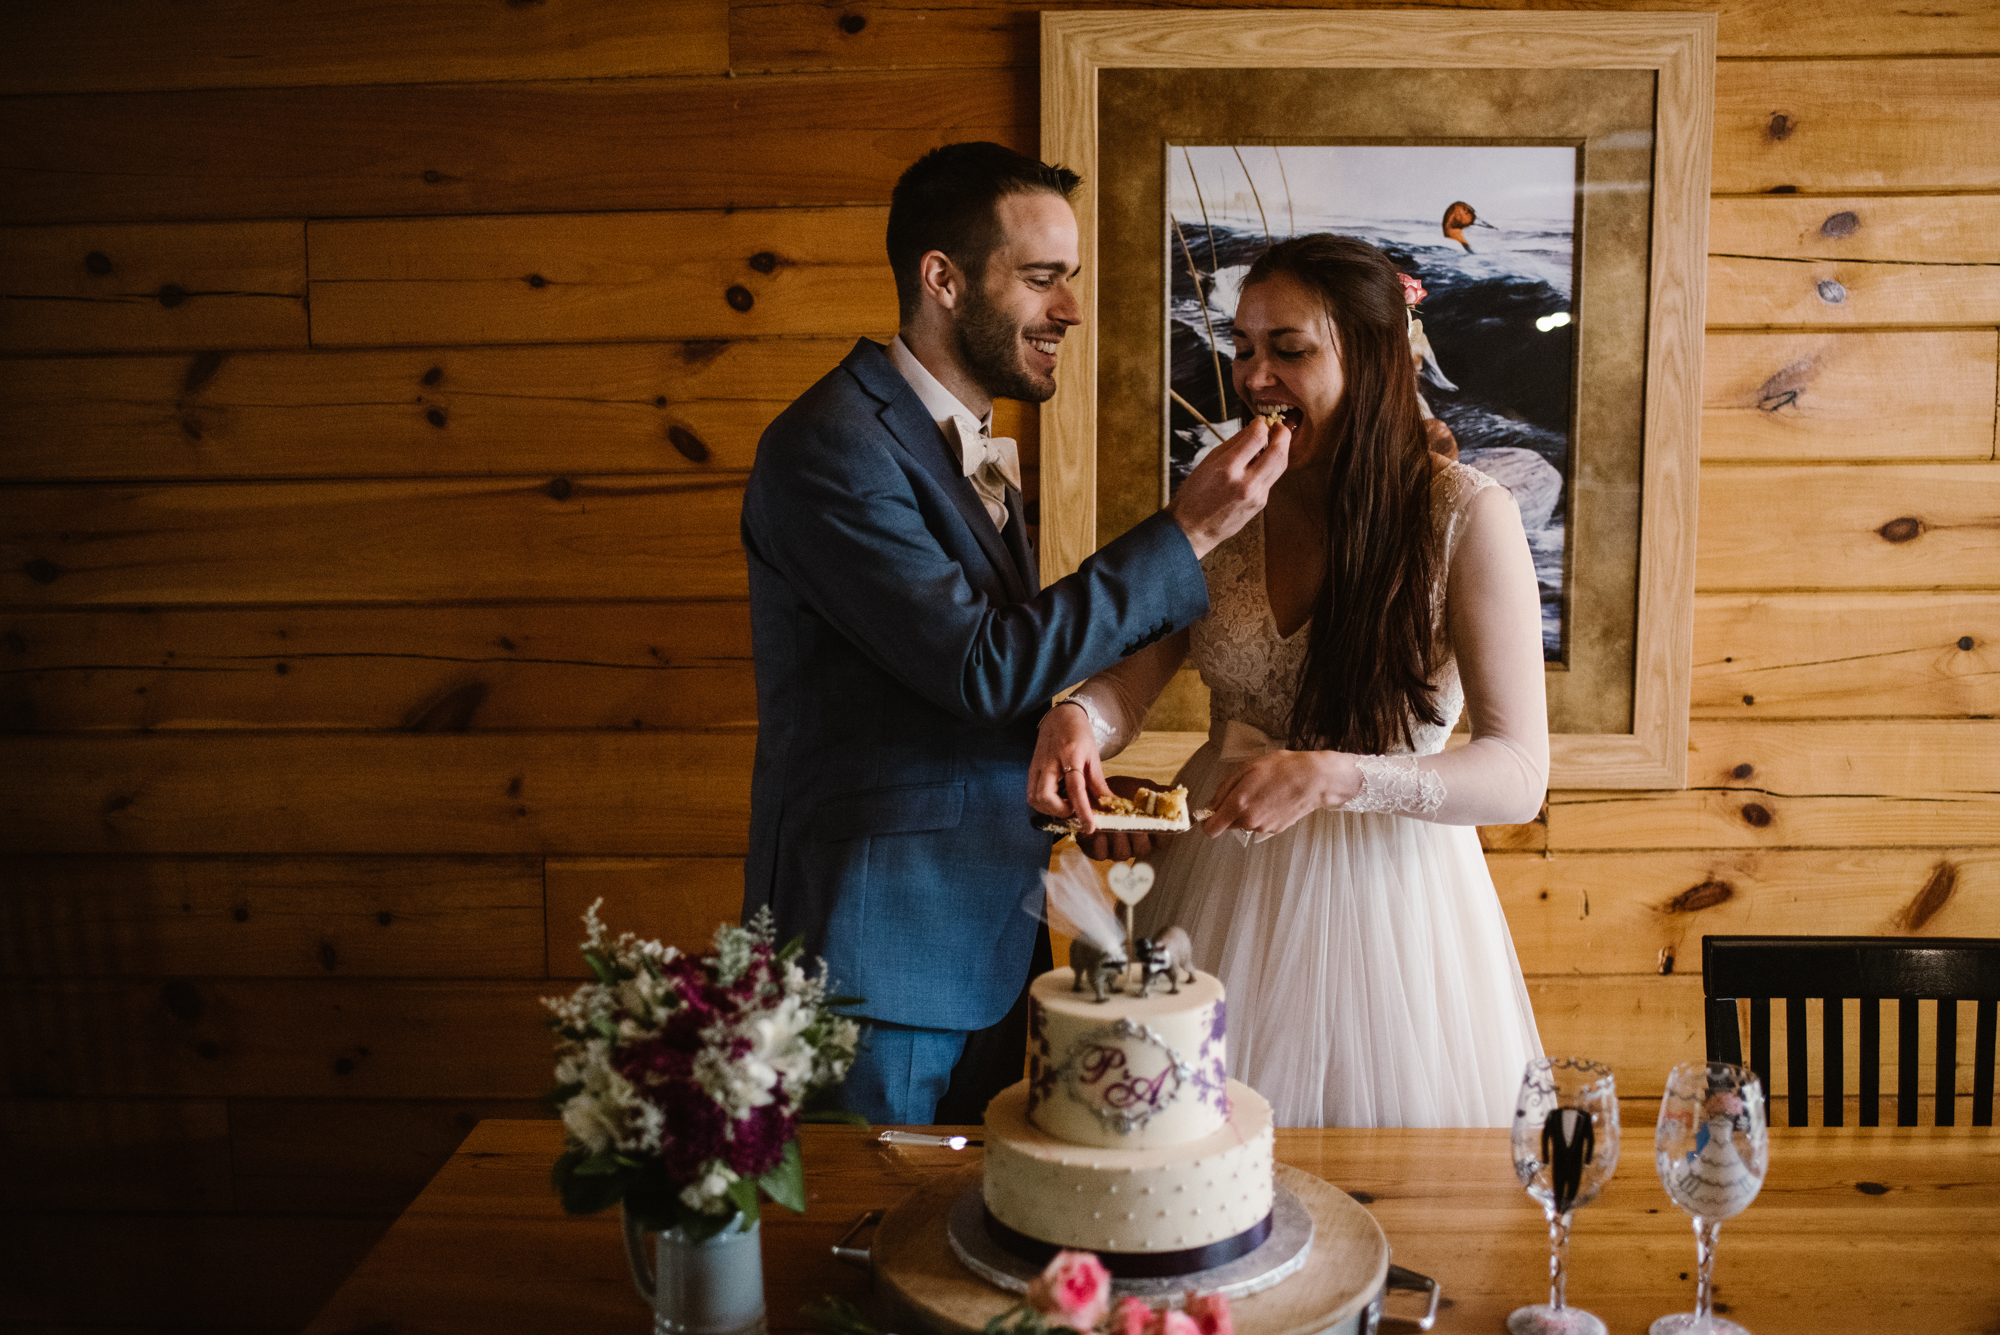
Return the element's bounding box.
[1002,487,1039,594]
[847,341,1029,603]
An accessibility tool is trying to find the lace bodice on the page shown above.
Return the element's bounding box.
[1190,461,1495,756]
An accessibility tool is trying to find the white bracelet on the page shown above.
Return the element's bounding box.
[1055,696,1115,747]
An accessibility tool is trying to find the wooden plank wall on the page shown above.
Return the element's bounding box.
[0,1,1994,1328]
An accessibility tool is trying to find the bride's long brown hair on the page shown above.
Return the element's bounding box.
[1245,235,1444,754]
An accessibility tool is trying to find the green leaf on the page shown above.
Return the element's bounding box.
[725,1173,762,1228]
[584,950,619,986]
[572,1149,622,1177]
[758,1138,807,1214]
[551,1147,633,1217]
[824,995,866,1009]
[545,1080,585,1108]
[804,1296,886,1335]
[799,1108,870,1128]
[777,935,806,965]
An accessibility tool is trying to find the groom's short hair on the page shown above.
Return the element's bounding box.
[888,142,1081,322]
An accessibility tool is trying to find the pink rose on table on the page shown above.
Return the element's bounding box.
[1398,272,1427,306]
[1182,1293,1233,1335]
[1142,1310,1202,1335]
[1026,1251,1111,1329]
[1108,1296,1152,1335]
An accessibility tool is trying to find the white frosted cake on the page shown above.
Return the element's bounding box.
[981,966,1275,1275]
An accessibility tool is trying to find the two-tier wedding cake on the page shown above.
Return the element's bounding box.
[981,965,1276,1277]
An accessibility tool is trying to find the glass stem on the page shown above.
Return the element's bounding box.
[1546,1207,1574,1311]
[1692,1215,1723,1319]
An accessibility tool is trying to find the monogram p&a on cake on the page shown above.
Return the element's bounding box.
[982,967,1275,1275]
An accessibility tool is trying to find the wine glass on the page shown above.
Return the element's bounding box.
[1651,1062,1769,1335]
[1509,1057,1621,1335]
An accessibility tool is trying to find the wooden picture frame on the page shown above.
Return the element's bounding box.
[1041,10,1713,789]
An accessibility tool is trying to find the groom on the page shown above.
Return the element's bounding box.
[740,142,1284,1126]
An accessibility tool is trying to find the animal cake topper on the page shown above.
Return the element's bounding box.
[1041,848,1191,1002]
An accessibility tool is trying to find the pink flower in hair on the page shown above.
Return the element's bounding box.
[1026,1251,1111,1329]
[1183,1293,1234,1335]
[1398,272,1427,307]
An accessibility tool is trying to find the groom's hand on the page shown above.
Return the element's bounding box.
[1169,417,1291,560]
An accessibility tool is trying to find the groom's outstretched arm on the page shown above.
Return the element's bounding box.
[744,415,1203,728]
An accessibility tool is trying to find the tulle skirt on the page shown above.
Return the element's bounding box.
[1135,739,1543,1129]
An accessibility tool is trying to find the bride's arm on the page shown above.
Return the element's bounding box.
[1027,632,1190,829]
[1064,630,1191,761]
[1341,482,1549,825]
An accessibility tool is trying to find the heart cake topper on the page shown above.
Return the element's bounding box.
[1106,861,1155,905]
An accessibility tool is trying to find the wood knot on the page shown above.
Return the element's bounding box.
[667,424,711,462]
[654,395,668,407]
[273,661,289,675]
[196,1041,223,1060]
[1820,210,1860,238]
[1898,859,1958,931]
[181,416,204,440]
[1855,1181,1889,1195]
[333,1056,356,1076]
[1664,879,1734,914]
[1740,802,1772,828]
[1658,946,1676,975]
[161,980,204,1024]
[525,273,548,288]
[318,941,340,971]
[24,558,63,585]
[544,476,573,501]
[377,910,394,926]
[1346,1189,1376,1204]
[182,349,224,395]
[1815,279,1847,304]
[1756,358,1814,413]
[232,906,249,922]
[506,775,524,798]
[157,283,189,308]
[496,636,517,651]
[1767,112,1795,141]
[426,408,447,428]
[679,339,731,366]
[421,365,443,386]
[1958,636,1976,651]
[839,12,867,32]
[1732,763,1754,779]
[1742,694,1756,706]
[422,169,445,184]
[725,285,755,312]
[1877,516,1923,544]
[1766,185,1799,194]
[748,251,779,274]
[83,250,113,275]
[401,680,488,732]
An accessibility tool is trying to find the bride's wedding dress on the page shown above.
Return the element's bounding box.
[1076,461,1545,1127]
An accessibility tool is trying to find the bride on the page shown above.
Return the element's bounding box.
[1028,234,1545,1128]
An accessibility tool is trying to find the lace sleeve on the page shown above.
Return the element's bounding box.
[1065,631,1190,760]
[1334,481,1549,825]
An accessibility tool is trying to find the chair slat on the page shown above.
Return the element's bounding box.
[1707,997,1743,1065]
[1899,997,1920,1127]
[1974,999,1996,1128]
[1823,996,1844,1127]
[1861,998,1881,1128]
[1786,996,1809,1127]
[1937,998,1958,1127]
[1750,996,1772,1098]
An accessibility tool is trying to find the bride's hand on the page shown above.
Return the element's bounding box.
[1029,702,1111,832]
[1201,750,1362,838]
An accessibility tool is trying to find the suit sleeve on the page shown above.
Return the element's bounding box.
[743,414,1209,727]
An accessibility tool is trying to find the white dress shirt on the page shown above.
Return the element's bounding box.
[886,336,1019,531]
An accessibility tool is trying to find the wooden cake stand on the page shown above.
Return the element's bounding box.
[872,1165,1390,1335]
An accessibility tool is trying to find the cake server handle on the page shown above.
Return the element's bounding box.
[876,1130,980,1149]
[830,1209,883,1267]
[1376,1263,1441,1332]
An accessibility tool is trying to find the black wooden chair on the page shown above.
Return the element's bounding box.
[1702,935,2000,1127]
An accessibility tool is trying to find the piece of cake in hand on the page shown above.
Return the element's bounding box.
[1038,784,1191,834]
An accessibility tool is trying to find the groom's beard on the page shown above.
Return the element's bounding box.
[953,283,1059,405]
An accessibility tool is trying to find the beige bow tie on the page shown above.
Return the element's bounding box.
[951,415,1021,492]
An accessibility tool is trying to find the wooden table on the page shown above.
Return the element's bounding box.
[304,1121,2000,1335]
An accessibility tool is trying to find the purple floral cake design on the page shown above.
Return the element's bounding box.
[1026,996,1057,1113]
[1191,999,1230,1114]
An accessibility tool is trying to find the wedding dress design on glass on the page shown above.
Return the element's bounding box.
[1075,462,1546,1128]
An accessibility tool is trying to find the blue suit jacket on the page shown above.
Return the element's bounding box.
[740,340,1209,1031]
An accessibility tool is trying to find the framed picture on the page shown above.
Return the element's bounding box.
[1041,11,1713,789]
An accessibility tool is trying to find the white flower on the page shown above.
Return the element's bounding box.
[678,1161,740,1213]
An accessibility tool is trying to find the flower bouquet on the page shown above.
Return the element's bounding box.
[811,1251,1233,1335]
[544,902,862,1241]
